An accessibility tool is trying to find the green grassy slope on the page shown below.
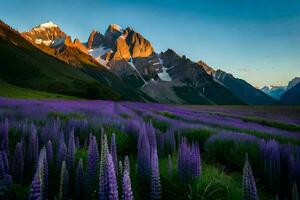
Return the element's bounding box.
[0,81,79,99]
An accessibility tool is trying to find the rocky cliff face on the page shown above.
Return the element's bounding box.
[159,49,207,82]
[126,28,154,58]
[87,30,106,49]
[111,30,131,61]
[104,24,123,48]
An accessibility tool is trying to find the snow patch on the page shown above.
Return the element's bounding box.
[110,24,123,32]
[35,39,52,46]
[157,67,172,81]
[40,21,58,28]
[157,57,172,81]
[88,46,111,68]
[52,37,65,47]
[128,58,147,84]
[88,46,111,58]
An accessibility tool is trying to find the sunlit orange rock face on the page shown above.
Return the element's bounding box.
[22,21,67,46]
[73,38,88,54]
[126,28,154,58]
[111,30,131,61]
[109,28,154,61]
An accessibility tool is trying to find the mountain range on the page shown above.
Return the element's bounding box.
[261,77,300,104]
[0,20,299,105]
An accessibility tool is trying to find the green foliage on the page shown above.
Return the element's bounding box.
[0,81,78,99]
[159,156,243,200]
[205,138,261,171]
[241,116,300,132]
[179,128,216,147]
[160,111,179,119]
[143,115,170,132]
[105,127,136,155]
[47,112,85,121]
[12,184,30,200]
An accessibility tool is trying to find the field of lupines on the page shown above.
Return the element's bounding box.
[0,97,299,200]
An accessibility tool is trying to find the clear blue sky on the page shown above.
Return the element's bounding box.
[1,0,300,87]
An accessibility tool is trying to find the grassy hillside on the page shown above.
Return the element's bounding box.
[0,81,79,99]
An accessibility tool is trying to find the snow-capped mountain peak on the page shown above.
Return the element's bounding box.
[23,21,67,46]
[39,21,58,28]
[109,24,123,32]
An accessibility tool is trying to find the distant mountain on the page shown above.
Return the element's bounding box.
[261,86,286,100]
[0,20,151,101]
[214,70,278,105]
[287,77,300,90]
[281,82,300,105]
[261,77,300,101]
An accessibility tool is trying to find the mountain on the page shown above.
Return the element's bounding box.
[149,49,244,104]
[23,21,67,46]
[2,20,291,104]
[0,20,151,101]
[261,77,300,101]
[261,86,286,100]
[214,70,279,105]
[287,77,300,90]
[280,82,300,105]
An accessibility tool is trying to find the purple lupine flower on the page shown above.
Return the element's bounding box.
[177,138,201,182]
[146,122,157,150]
[30,147,48,200]
[122,164,133,200]
[29,172,41,200]
[292,183,299,200]
[59,161,69,200]
[0,152,7,179]
[1,118,9,155]
[46,140,54,165]
[159,130,176,156]
[110,133,118,175]
[11,143,24,183]
[27,126,39,173]
[99,134,119,200]
[86,135,99,198]
[38,147,48,200]
[75,158,84,200]
[243,154,258,200]
[0,151,9,176]
[150,148,161,200]
[167,154,173,176]
[262,140,281,190]
[137,128,151,182]
[107,152,119,200]
[190,142,201,178]
[99,134,109,199]
[67,130,76,171]
[57,136,67,169]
